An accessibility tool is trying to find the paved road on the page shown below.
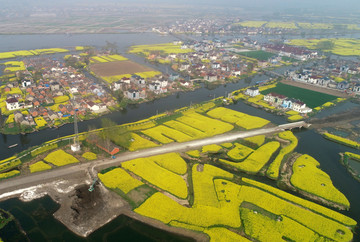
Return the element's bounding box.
[0,123,304,195]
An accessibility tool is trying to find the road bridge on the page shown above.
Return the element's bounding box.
[0,121,310,197]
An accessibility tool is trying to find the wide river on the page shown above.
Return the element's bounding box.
[0,33,359,241]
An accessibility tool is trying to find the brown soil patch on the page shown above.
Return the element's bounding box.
[90,60,153,76]
[281,79,348,98]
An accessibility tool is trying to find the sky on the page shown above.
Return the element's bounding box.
[1,0,360,16]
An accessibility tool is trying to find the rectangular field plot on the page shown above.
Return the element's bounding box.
[90,60,154,77]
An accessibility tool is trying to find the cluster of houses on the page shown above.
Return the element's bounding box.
[147,40,250,82]
[111,73,188,101]
[287,61,360,95]
[3,58,117,129]
[245,87,312,113]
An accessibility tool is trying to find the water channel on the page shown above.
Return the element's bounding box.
[0,33,359,241]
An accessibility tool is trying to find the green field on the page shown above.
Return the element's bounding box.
[239,50,276,61]
[260,83,337,108]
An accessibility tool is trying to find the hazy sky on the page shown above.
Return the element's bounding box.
[2,0,360,9]
[1,0,359,17]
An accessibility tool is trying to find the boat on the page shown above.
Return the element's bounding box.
[8,144,18,148]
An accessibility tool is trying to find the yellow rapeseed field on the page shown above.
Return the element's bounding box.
[127,133,159,151]
[34,116,47,129]
[0,170,20,179]
[204,227,251,242]
[192,164,233,208]
[82,152,97,160]
[0,156,17,164]
[141,125,193,144]
[266,131,298,180]
[207,107,270,130]
[220,141,280,174]
[128,43,194,56]
[98,168,144,194]
[149,153,187,175]
[186,150,200,158]
[202,144,223,153]
[241,186,353,241]
[4,61,26,72]
[236,21,267,28]
[29,161,52,173]
[227,143,254,161]
[220,143,233,149]
[53,95,69,104]
[291,154,350,207]
[241,207,320,241]
[122,156,188,199]
[288,114,304,122]
[323,132,360,149]
[265,22,298,29]
[134,192,241,229]
[176,112,234,136]
[243,135,265,147]
[242,178,356,226]
[44,149,79,166]
[164,120,207,139]
[194,102,216,113]
[345,152,360,161]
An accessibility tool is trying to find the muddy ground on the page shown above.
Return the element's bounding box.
[53,182,125,237]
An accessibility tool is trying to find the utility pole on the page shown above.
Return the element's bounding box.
[71,108,81,152]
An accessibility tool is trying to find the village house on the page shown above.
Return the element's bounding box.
[22,79,32,88]
[148,82,161,91]
[353,83,360,94]
[263,93,286,106]
[126,89,141,100]
[245,87,260,97]
[6,98,20,111]
[205,73,217,82]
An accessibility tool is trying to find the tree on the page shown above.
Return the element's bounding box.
[103,41,118,54]
[316,40,335,51]
[100,118,131,149]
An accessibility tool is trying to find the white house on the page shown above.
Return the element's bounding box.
[70,87,79,93]
[6,98,20,111]
[156,80,168,88]
[206,74,217,82]
[291,101,312,113]
[86,101,100,111]
[149,82,161,92]
[245,87,260,97]
[22,79,32,88]
[126,89,140,100]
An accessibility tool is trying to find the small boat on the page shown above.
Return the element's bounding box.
[8,144,18,148]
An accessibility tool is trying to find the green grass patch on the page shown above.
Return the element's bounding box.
[239,51,276,61]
